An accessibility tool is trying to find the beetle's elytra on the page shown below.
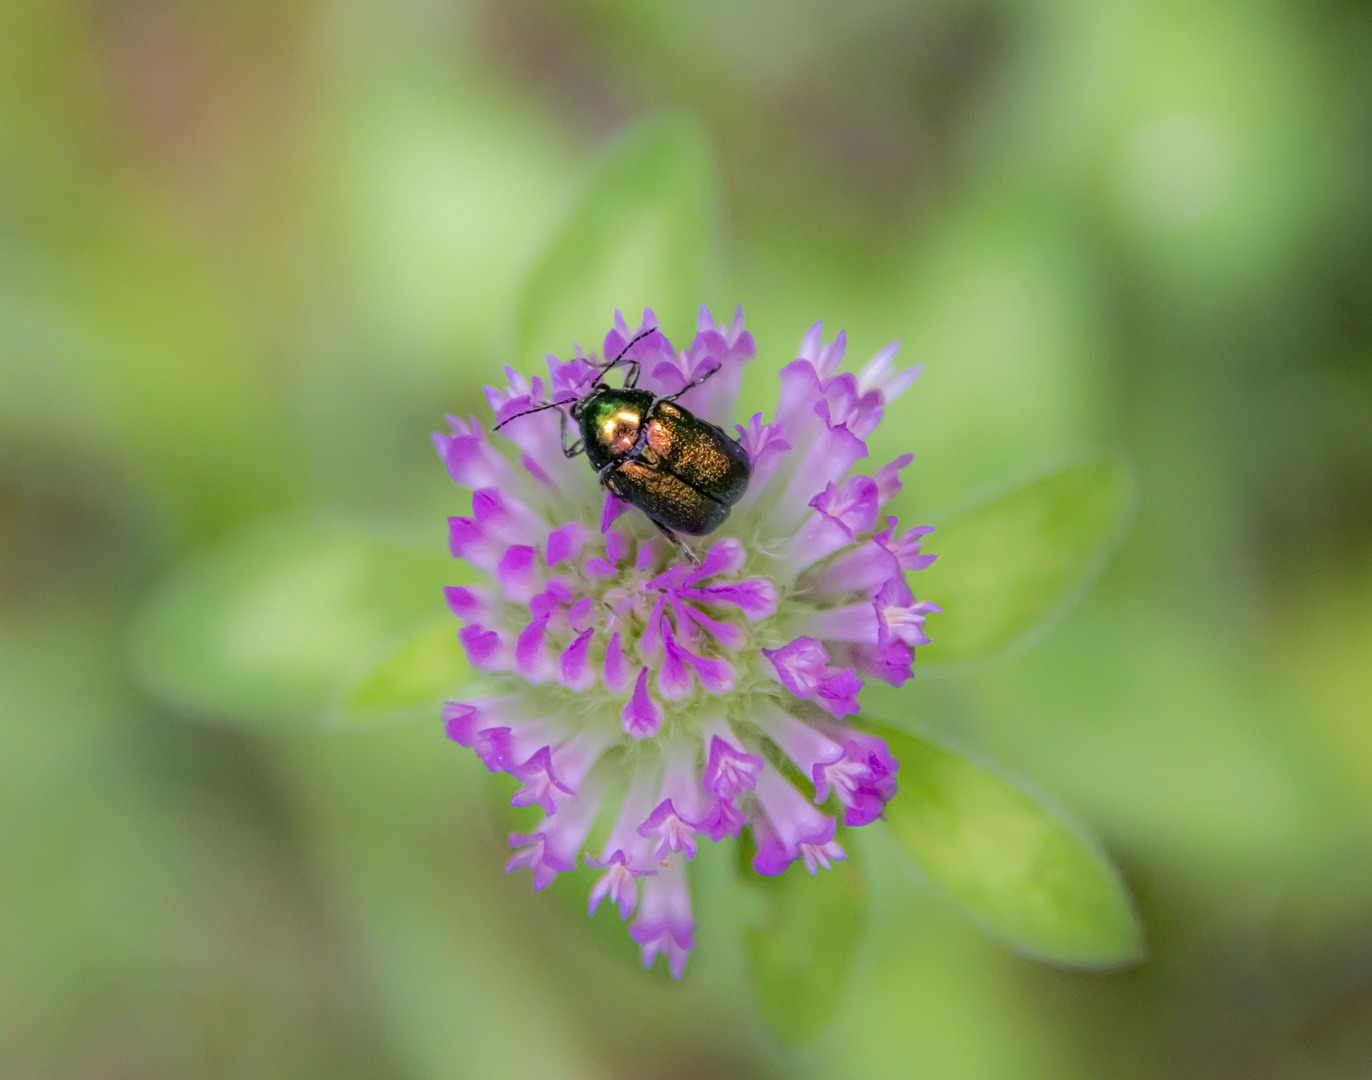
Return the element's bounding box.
[582,388,751,535]
[494,329,751,563]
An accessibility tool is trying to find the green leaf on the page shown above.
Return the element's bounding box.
[514,114,720,359]
[128,517,461,725]
[333,620,474,728]
[916,455,1136,669]
[879,727,1145,968]
[744,835,869,1044]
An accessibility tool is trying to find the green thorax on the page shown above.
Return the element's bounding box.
[580,389,655,471]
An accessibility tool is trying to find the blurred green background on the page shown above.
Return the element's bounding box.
[4,0,1372,1077]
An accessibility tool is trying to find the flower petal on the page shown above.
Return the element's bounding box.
[621,667,664,739]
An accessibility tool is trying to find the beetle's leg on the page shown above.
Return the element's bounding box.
[661,361,722,404]
[593,327,658,389]
[560,409,584,458]
[652,520,700,567]
[623,358,641,389]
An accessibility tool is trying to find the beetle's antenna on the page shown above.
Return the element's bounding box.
[495,327,659,430]
[593,326,660,388]
[492,400,567,431]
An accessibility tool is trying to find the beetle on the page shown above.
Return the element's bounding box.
[494,328,751,564]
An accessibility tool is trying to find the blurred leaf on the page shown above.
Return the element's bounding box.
[331,75,574,364]
[0,225,297,539]
[878,727,1144,969]
[0,609,397,1077]
[916,455,1136,669]
[964,596,1354,880]
[272,727,606,1080]
[870,201,1104,512]
[743,838,869,1044]
[129,517,461,725]
[333,620,474,728]
[514,114,720,358]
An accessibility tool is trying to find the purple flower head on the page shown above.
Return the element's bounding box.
[435,308,938,978]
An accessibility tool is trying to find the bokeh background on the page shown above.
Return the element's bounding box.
[4,0,1372,1077]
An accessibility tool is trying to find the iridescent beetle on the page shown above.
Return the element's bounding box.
[494,329,751,564]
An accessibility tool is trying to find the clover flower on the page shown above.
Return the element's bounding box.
[434,307,939,978]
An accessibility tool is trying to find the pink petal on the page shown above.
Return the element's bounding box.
[621,667,664,739]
